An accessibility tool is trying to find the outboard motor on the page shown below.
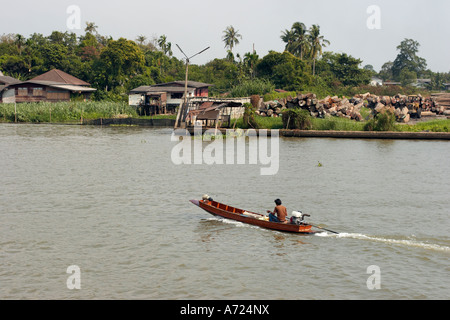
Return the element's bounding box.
[290,211,310,225]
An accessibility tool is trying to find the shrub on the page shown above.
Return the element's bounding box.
[282,109,312,130]
[242,103,259,129]
[229,79,275,97]
[364,110,397,131]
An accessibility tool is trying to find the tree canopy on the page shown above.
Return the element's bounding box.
[0,24,447,102]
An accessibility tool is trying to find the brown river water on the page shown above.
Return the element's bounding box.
[0,124,449,299]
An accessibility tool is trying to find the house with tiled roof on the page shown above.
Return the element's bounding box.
[0,69,96,103]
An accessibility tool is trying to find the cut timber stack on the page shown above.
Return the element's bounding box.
[257,93,364,121]
[256,92,445,123]
[362,93,445,122]
[431,93,450,116]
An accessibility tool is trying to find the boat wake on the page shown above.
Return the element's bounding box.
[206,217,259,229]
[315,232,450,252]
[206,217,450,252]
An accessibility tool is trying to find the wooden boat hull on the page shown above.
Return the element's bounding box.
[190,199,317,234]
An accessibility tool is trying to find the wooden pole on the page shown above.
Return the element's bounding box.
[14,102,17,123]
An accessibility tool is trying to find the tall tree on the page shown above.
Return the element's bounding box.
[243,51,259,79]
[291,22,309,60]
[85,22,98,35]
[157,35,172,57]
[280,28,296,52]
[136,35,147,46]
[222,26,242,57]
[392,38,427,80]
[256,51,310,90]
[97,38,145,90]
[281,22,309,60]
[14,34,25,56]
[321,52,371,86]
[308,24,330,76]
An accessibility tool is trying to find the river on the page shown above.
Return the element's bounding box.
[0,124,449,300]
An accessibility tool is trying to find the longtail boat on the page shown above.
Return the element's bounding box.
[190,199,320,234]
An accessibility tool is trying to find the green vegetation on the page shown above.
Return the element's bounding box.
[396,119,450,132]
[310,117,365,131]
[1,100,448,133]
[282,109,312,130]
[1,21,449,134]
[0,101,137,123]
[232,112,449,133]
[363,111,397,131]
[229,78,275,97]
[263,91,297,102]
[2,21,448,103]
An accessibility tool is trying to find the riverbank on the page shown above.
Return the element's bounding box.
[83,117,175,127]
[279,129,450,140]
[1,101,449,139]
[184,127,450,140]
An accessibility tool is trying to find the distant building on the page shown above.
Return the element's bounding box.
[0,69,96,103]
[412,79,431,88]
[129,81,213,115]
[0,74,21,103]
[444,83,450,91]
[370,77,383,86]
[383,81,402,87]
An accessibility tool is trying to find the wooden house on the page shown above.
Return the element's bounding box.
[0,69,96,103]
[129,81,213,115]
[0,74,21,103]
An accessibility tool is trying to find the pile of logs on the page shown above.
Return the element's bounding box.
[255,92,445,123]
[362,93,444,123]
[256,93,365,121]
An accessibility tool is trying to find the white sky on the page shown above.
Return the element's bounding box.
[1,0,449,72]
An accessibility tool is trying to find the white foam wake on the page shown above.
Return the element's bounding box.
[206,217,259,229]
[315,232,450,252]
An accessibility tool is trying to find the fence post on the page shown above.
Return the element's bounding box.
[14,102,17,123]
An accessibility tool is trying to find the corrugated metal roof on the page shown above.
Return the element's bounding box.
[152,81,213,88]
[130,81,213,93]
[5,80,96,92]
[48,84,97,92]
[0,75,21,85]
[131,86,195,94]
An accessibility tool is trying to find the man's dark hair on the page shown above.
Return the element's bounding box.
[274,199,282,206]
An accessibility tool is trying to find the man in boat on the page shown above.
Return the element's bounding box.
[267,199,288,223]
[202,194,214,205]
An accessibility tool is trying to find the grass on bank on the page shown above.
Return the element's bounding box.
[1,101,448,132]
[396,119,450,132]
[0,101,138,123]
[233,114,450,132]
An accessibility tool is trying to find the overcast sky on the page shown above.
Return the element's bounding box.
[1,0,449,72]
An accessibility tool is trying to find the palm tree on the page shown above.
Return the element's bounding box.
[14,34,25,56]
[280,29,296,53]
[244,52,259,79]
[222,26,242,57]
[281,22,309,59]
[291,22,309,60]
[136,35,147,46]
[308,24,330,76]
[85,22,98,34]
[158,35,173,57]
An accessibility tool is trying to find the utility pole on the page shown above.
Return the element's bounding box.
[174,44,209,128]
